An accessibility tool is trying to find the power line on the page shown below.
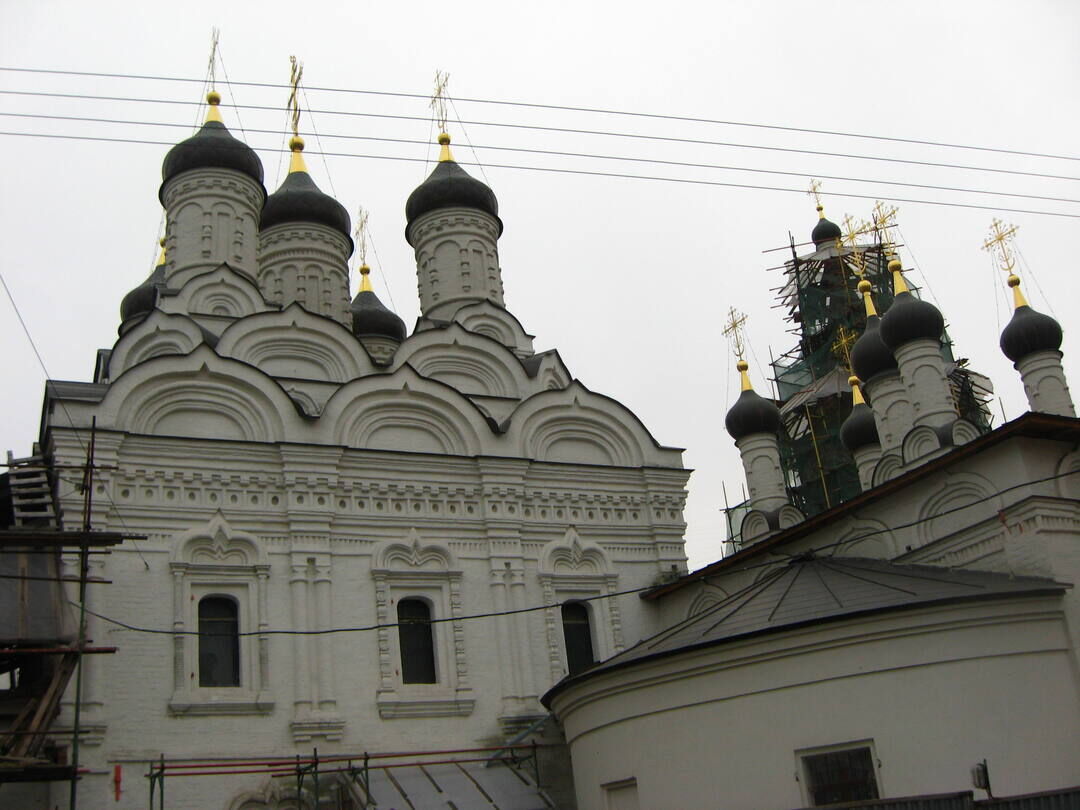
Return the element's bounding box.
[2,129,1079,221]
[78,580,660,638]
[2,88,1077,185]
[63,463,1080,638]
[0,269,151,570]
[3,65,1077,164]
[3,110,1077,207]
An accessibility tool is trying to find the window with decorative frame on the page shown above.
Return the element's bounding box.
[371,530,474,719]
[168,517,273,715]
[539,529,623,684]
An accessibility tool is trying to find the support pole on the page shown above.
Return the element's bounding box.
[69,416,96,810]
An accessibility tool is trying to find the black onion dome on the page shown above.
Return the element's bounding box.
[1000,305,1063,363]
[405,160,502,240]
[351,289,406,342]
[119,262,166,326]
[880,291,944,350]
[159,120,265,202]
[261,170,352,241]
[851,315,898,382]
[811,210,842,248]
[725,388,781,440]
[840,402,880,452]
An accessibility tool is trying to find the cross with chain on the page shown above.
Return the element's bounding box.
[288,56,304,138]
[430,70,450,134]
[807,178,823,208]
[354,207,370,267]
[722,307,748,361]
[831,325,857,368]
[982,218,1019,275]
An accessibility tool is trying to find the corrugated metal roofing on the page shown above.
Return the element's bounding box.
[357,760,555,809]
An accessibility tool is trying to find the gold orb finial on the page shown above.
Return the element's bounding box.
[736,359,749,372]
[858,279,872,294]
[888,259,902,273]
[289,136,305,152]
[848,375,860,387]
[207,91,221,106]
[437,132,454,162]
[816,204,825,219]
[159,237,166,248]
[1007,274,1020,288]
[360,263,370,276]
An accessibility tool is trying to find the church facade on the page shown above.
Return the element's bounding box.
[19,94,689,808]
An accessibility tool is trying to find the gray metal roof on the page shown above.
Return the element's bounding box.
[357,760,555,809]
[545,557,1065,704]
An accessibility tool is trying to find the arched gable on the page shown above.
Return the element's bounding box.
[170,514,266,567]
[321,365,491,456]
[451,300,535,356]
[108,310,208,379]
[216,304,374,383]
[539,528,611,575]
[392,325,532,399]
[916,471,998,548]
[507,381,680,468]
[100,345,297,443]
[1055,448,1080,500]
[530,350,573,391]
[830,516,896,558]
[372,529,459,572]
[159,263,270,320]
[687,584,730,618]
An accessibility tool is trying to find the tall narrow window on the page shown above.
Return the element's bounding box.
[398,599,437,684]
[198,596,240,687]
[562,601,596,675]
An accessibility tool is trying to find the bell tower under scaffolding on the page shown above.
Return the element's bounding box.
[741,201,994,529]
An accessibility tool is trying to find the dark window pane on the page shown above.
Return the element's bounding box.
[198,596,240,687]
[562,602,595,675]
[398,599,436,684]
[803,747,879,806]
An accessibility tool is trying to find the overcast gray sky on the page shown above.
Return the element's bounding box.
[2,0,1077,569]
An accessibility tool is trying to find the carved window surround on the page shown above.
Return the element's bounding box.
[371,531,473,718]
[539,529,623,685]
[168,518,273,716]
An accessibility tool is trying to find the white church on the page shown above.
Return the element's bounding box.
[3,85,1080,810]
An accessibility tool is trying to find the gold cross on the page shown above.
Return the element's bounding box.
[354,207,370,266]
[288,56,304,138]
[982,218,1019,274]
[430,70,450,134]
[807,178,823,207]
[831,325,857,367]
[722,307,748,361]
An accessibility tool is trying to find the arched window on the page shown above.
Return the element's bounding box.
[561,601,596,675]
[398,599,437,684]
[198,596,240,687]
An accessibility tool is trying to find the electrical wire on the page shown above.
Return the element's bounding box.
[66,464,1080,638]
[0,269,151,570]
[2,88,1077,185]
[3,111,1076,208]
[2,129,1078,221]
[800,464,1080,560]
[77,581,659,638]
[3,66,1077,163]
